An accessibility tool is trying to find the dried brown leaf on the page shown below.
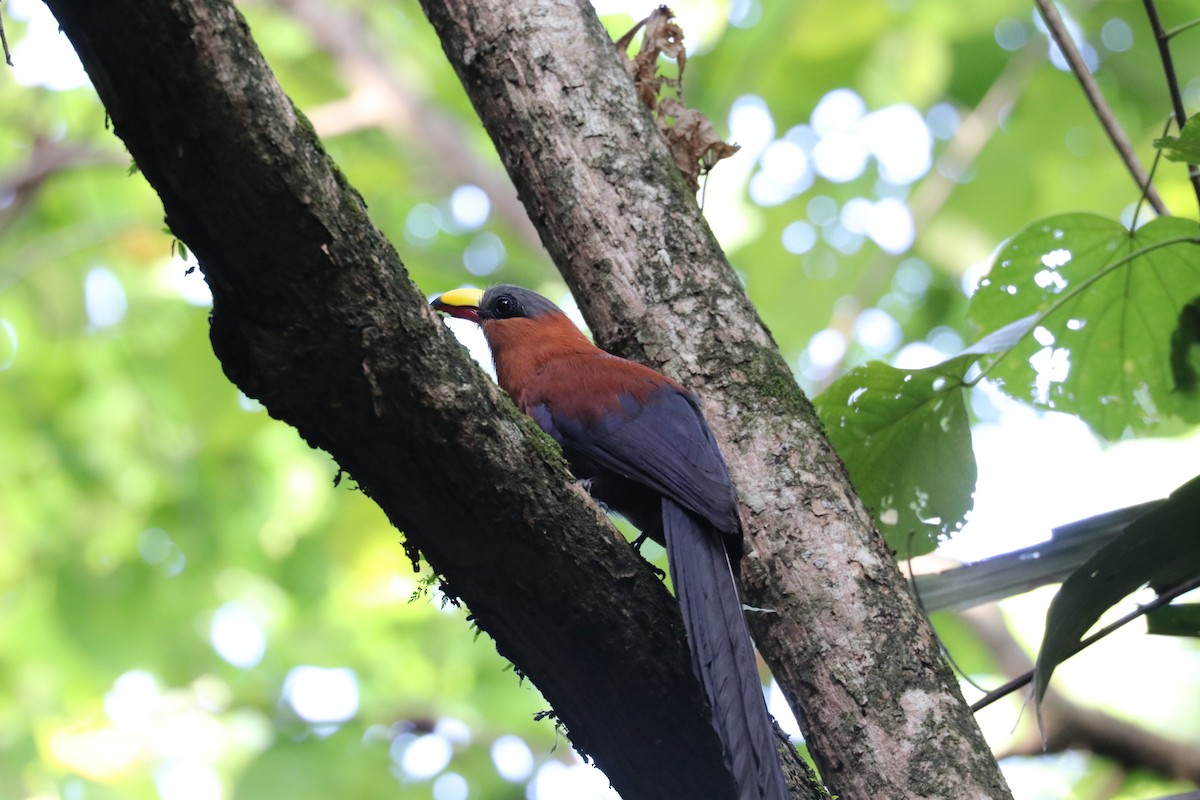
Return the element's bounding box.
[614,6,738,191]
[617,6,680,109]
[660,102,740,191]
[613,16,648,55]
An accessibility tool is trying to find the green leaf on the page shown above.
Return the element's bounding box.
[1154,113,1200,165]
[968,213,1200,439]
[1147,603,1200,637]
[1034,474,1200,702]
[815,356,975,557]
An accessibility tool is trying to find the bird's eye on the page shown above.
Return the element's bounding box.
[493,295,518,318]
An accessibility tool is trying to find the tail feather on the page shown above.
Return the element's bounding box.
[663,498,789,800]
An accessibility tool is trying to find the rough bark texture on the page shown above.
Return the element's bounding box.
[40,1,769,797]
[417,0,1015,797]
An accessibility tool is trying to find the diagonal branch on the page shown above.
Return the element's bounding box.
[1,0,12,67]
[0,138,123,233]
[418,0,1013,797]
[38,0,752,796]
[1035,0,1168,216]
[1142,0,1200,212]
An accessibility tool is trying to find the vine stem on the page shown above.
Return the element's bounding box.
[1143,0,1200,214]
[970,573,1200,713]
[1034,0,1167,216]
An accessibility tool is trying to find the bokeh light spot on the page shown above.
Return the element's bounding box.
[154,760,223,800]
[84,266,127,329]
[450,185,491,230]
[490,734,534,782]
[210,602,266,669]
[782,221,817,255]
[728,95,775,157]
[283,666,359,724]
[406,203,444,246]
[1100,18,1133,52]
[463,232,506,276]
[855,308,902,354]
[399,732,453,780]
[433,772,469,800]
[994,18,1028,51]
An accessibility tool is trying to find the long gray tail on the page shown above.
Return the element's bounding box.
[663,498,789,800]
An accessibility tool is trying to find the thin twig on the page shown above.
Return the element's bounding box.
[1034,0,1167,216]
[970,573,1200,713]
[1164,18,1200,40]
[1,0,14,67]
[1132,118,1172,229]
[1142,0,1200,213]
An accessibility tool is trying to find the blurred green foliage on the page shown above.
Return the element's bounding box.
[2,0,1199,797]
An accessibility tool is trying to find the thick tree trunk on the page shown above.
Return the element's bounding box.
[418,0,1013,797]
[40,0,1011,796]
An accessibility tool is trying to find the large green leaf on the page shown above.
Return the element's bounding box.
[968,213,1200,439]
[1034,474,1200,702]
[814,314,1041,556]
[815,356,974,557]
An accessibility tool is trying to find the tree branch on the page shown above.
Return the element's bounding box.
[417,0,1012,797]
[1142,0,1200,213]
[1034,0,1168,216]
[1,0,13,67]
[0,138,123,232]
[39,1,757,796]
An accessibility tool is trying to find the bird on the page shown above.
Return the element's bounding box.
[432,284,789,800]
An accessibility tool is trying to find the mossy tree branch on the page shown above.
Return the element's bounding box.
[39,0,782,796]
[418,0,1012,797]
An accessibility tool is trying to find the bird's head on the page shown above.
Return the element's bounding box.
[431,284,594,397]
[430,285,564,325]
